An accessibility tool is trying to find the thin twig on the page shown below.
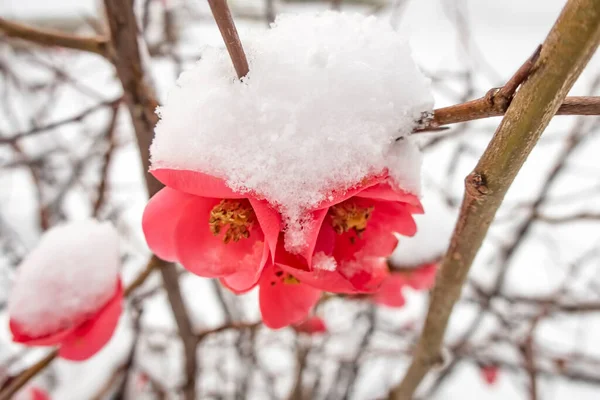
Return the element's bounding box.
[0,98,121,145]
[207,0,250,78]
[93,104,120,217]
[388,1,600,398]
[417,96,600,132]
[0,17,109,57]
[102,3,199,399]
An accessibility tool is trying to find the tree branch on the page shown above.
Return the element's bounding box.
[0,17,109,57]
[417,96,600,132]
[207,0,249,79]
[388,0,600,398]
[103,2,198,399]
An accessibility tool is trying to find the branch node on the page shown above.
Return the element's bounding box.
[465,172,489,198]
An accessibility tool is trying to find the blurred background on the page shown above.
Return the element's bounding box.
[1,0,599,398]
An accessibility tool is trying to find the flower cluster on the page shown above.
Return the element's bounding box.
[143,169,423,328]
[143,11,434,329]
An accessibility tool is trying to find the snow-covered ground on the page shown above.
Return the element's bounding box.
[1,0,599,399]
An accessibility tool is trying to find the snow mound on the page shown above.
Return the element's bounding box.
[391,194,456,267]
[151,11,433,247]
[8,219,120,336]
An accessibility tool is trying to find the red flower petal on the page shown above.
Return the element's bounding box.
[248,198,281,262]
[259,264,322,329]
[337,256,389,292]
[372,274,407,308]
[355,182,421,207]
[293,316,327,334]
[174,197,265,279]
[275,260,367,294]
[404,263,437,290]
[481,365,499,385]
[29,387,50,400]
[58,280,123,361]
[10,318,77,347]
[142,187,196,262]
[299,208,331,266]
[220,241,269,293]
[314,174,385,210]
[152,169,245,199]
[332,199,416,264]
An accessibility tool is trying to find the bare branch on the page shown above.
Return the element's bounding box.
[0,98,121,145]
[417,96,600,132]
[389,0,600,398]
[103,2,199,399]
[207,0,249,79]
[0,17,109,56]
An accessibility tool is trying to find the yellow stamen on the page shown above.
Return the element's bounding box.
[209,199,255,244]
[329,202,374,237]
[283,275,301,285]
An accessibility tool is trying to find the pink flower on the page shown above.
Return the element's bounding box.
[143,169,280,292]
[481,364,499,385]
[293,316,327,334]
[276,176,422,294]
[10,281,123,361]
[15,387,50,400]
[254,263,322,329]
[372,263,437,308]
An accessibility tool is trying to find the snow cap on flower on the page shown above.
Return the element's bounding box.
[150,11,433,251]
[8,220,123,361]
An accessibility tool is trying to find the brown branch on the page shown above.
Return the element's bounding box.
[0,256,162,400]
[103,2,198,399]
[0,350,57,400]
[0,17,109,57]
[522,316,542,400]
[207,0,249,79]
[417,96,600,132]
[196,321,261,341]
[534,211,600,224]
[93,103,120,217]
[0,98,122,145]
[388,1,600,398]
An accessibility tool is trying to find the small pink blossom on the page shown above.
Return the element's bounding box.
[293,316,327,335]
[143,169,280,292]
[276,175,422,294]
[480,364,499,385]
[10,282,123,361]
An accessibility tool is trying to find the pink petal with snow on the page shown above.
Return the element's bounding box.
[152,168,244,199]
[58,280,123,361]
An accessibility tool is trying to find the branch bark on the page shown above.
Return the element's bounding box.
[388,0,600,398]
[103,1,198,399]
[418,96,600,132]
[0,17,109,56]
[207,0,249,79]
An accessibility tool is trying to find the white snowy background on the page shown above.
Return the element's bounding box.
[1,0,599,399]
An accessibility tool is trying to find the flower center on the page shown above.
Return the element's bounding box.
[209,199,255,244]
[329,202,374,237]
[271,269,301,286]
